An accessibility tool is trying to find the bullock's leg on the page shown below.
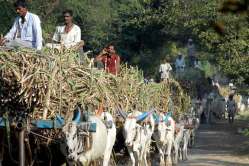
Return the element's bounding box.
[159,149,165,166]
[103,129,116,166]
[142,150,147,166]
[142,142,150,166]
[173,142,178,164]
[191,134,195,147]
[189,130,195,148]
[177,146,180,164]
[134,151,140,166]
[179,144,183,161]
[103,148,113,166]
[186,145,188,160]
[128,148,136,166]
[184,131,190,161]
[137,149,144,166]
[185,146,188,160]
[188,132,194,148]
[156,143,165,165]
[166,141,173,166]
[183,140,188,160]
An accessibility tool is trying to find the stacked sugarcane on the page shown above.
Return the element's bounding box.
[0,48,190,122]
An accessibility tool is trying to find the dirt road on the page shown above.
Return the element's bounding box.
[179,119,249,166]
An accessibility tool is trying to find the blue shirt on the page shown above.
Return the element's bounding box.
[5,12,43,50]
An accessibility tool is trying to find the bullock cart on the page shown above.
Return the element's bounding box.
[0,47,121,166]
[0,48,191,166]
[0,112,101,166]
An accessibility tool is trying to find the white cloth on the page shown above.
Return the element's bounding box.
[4,12,43,50]
[45,43,62,50]
[175,57,185,71]
[52,24,81,48]
[159,63,172,79]
[5,38,32,48]
[187,43,196,57]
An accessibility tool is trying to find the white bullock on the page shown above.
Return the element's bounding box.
[174,114,192,163]
[189,117,200,147]
[153,112,175,166]
[212,97,226,119]
[181,128,191,160]
[183,115,198,147]
[61,110,116,166]
[173,124,184,164]
[123,110,155,166]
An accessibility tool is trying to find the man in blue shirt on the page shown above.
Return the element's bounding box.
[0,0,43,50]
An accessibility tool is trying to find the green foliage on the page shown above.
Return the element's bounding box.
[175,68,204,81]
[219,55,249,84]
[242,129,249,137]
[0,1,16,34]
[201,61,217,78]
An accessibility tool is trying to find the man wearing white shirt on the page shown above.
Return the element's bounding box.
[46,9,82,49]
[0,0,43,50]
[175,53,185,72]
[159,59,172,82]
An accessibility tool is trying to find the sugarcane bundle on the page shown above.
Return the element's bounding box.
[0,49,118,119]
[168,79,191,118]
[146,80,190,118]
[0,48,190,121]
[116,65,144,112]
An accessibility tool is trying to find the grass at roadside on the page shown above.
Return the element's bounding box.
[236,111,249,138]
[237,111,249,121]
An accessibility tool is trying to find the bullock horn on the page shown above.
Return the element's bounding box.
[117,108,128,120]
[72,107,81,124]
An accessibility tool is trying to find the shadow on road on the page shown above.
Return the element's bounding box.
[180,119,249,166]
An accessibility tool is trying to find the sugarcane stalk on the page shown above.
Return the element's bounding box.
[42,63,58,120]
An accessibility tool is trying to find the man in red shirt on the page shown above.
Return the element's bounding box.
[96,45,120,75]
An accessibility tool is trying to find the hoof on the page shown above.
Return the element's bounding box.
[159,161,165,166]
[165,161,173,166]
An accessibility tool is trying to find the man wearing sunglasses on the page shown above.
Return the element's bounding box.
[47,9,82,49]
[0,0,43,50]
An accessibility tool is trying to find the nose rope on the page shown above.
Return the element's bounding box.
[67,127,85,160]
[132,125,139,143]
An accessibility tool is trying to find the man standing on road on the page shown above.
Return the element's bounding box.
[0,0,43,50]
[226,94,237,124]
